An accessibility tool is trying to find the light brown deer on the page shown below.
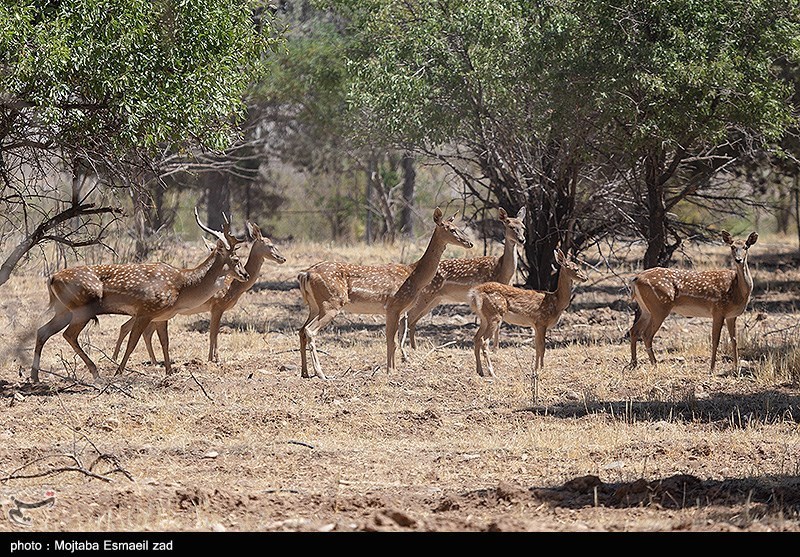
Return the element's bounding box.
[112,221,286,364]
[29,209,249,383]
[403,207,526,351]
[384,210,474,373]
[298,207,473,379]
[628,230,758,375]
[468,249,587,388]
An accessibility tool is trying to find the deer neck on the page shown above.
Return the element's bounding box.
[734,259,754,302]
[178,249,229,306]
[228,247,264,295]
[496,235,518,283]
[554,270,575,314]
[407,228,449,290]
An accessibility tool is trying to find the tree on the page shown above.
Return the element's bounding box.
[328,1,607,287]
[329,0,800,285]
[0,0,279,284]
[576,0,800,268]
[255,0,418,243]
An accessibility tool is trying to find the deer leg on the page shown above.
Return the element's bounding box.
[153,321,171,374]
[113,317,134,361]
[61,315,99,380]
[386,309,401,374]
[298,309,317,379]
[405,293,442,351]
[482,318,500,378]
[300,305,339,380]
[532,324,547,402]
[726,317,739,374]
[116,316,152,376]
[629,305,651,369]
[473,318,489,377]
[143,322,158,365]
[710,315,724,375]
[492,323,501,352]
[534,325,547,371]
[31,310,72,383]
[399,313,410,362]
[208,308,223,363]
[642,312,666,367]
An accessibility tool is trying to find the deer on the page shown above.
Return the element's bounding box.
[297,207,473,379]
[628,230,758,375]
[402,206,526,352]
[112,221,286,364]
[29,209,249,383]
[468,249,587,399]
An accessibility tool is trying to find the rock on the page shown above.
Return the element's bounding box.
[202,451,219,459]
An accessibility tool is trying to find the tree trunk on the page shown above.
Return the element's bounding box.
[795,174,800,253]
[643,151,668,269]
[204,172,231,232]
[400,154,415,237]
[365,163,373,245]
[523,147,576,291]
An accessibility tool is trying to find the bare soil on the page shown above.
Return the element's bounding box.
[0,237,799,532]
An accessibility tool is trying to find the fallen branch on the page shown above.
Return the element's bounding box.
[189,370,214,401]
[422,340,458,361]
[286,440,315,449]
[1,453,131,483]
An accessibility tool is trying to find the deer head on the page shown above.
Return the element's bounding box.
[721,230,758,266]
[554,248,588,283]
[499,207,526,246]
[194,208,249,282]
[246,222,286,264]
[433,207,474,249]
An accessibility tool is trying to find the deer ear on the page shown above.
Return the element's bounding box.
[433,207,443,224]
[516,206,526,220]
[246,221,261,240]
[554,248,566,264]
[498,207,508,220]
[448,211,458,223]
[721,231,733,245]
[747,231,759,246]
[202,237,217,252]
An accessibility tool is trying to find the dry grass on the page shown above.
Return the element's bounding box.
[0,235,799,532]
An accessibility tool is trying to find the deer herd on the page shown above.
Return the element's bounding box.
[27,206,760,388]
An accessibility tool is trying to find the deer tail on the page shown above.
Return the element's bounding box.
[297,271,311,305]
[467,287,482,315]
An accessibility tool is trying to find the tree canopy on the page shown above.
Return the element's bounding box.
[0,0,280,284]
[326,0,800,284]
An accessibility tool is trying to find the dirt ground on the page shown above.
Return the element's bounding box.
[0,235,799,532]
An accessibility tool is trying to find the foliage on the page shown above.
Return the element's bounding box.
[1,0,275,153]
[327,0,800,282]
[0,0,280,284]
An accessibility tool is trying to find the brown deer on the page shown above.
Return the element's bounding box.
[29,209,249,383]
[403,207,526,351]
[628,230,758,375]
[468,249,587,395]
[298,207,473,379]
[112,221,286,364]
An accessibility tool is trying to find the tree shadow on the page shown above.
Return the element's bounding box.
[250,280,299,293]
[519,388,800,425]
[448,473,800,514]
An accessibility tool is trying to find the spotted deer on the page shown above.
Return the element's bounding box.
[112,221,286,364]
[629,230,758,375]
[468,249,587,399]
[297,207,473,379]
[403,207,526,351]
[29,209,249,382]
